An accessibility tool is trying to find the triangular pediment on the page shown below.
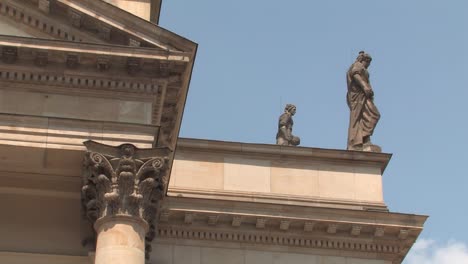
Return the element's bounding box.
[0,0,195,53]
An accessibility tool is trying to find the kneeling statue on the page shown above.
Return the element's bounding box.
[276,104,300,146]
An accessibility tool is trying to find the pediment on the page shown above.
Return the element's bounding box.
[0,0,195,53]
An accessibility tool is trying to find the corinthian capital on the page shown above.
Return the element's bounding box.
[81,141,171,225]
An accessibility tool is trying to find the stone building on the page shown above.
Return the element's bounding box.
[0,1,426,264]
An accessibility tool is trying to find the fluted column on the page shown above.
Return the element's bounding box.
[81,140,171,264]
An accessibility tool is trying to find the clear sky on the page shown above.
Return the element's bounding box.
[161,1,468,262]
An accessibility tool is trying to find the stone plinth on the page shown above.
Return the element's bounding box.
[169,138,392,211]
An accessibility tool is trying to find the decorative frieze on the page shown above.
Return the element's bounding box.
[157,226,403,255]
[157,208,423,248]
[0,68,160,95]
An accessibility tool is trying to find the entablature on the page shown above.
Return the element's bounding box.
[0,35,195,147]
[158,197,427,264]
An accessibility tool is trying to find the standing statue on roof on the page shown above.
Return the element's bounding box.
[276,104,300,146]
[346,51,381,152]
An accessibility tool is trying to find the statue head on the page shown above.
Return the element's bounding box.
[356,51,372,68]
[284,104,296,116]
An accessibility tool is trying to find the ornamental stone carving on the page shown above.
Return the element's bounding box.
[81,140,171,259]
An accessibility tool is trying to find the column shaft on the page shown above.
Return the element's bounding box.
[94,217,147,264]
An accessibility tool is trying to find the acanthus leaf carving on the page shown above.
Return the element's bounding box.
[81,140,171,260]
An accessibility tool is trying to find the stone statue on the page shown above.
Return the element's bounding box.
[346,51,381,152]
[276,104,300,146]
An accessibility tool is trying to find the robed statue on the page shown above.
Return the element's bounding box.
[346,51,381,152]
[276,104,300,146]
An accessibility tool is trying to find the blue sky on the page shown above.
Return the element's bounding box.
[161,0,468,262]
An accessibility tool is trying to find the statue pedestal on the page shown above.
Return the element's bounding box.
[363,144,382,153]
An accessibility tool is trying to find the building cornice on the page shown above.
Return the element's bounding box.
[0,35,191,61]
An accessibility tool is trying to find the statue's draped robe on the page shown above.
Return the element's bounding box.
[346,62,380,149]
[276,113,293,145]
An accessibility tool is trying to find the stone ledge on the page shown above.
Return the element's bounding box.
[168,187,388,212]
[177,138,392,174]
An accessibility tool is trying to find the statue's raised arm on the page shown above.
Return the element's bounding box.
[346,51,381,152]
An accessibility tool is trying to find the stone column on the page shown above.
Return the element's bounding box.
[81,140,171,264]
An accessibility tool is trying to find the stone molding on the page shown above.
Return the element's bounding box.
[158,197,426,264]
[168,187,388,211]
[158,209,421,242]
[157,225,402,261]
[176,138,392,173]
[0,67,163,97]
[81,140,172,259]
